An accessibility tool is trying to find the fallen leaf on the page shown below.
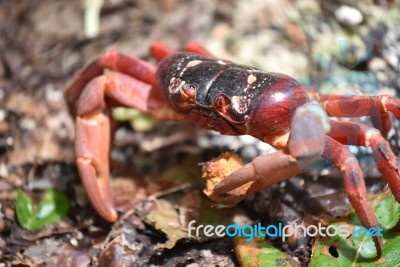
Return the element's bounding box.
[142,199,188,249]
[202,151,251,206]
[234,236,300,267]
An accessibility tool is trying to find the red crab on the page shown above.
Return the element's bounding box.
[65,41,400,257]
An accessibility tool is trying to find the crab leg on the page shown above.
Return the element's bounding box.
[328,120,400,202]
[214,102,330,194]
[184,42,215,57]
[150,41,174,62]
[323,136,383,257]
[67,44,216,221]
[66,53,183,221]
[75,73,182,222]
[310,93,400,137]
[66,52,159,116]
[150,41,214,62]
[213,150,303,195]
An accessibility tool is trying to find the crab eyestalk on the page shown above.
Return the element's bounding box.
[168,83,197,114]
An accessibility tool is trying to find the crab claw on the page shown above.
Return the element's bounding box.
[75,113,117,222]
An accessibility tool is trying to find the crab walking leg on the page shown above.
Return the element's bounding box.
[213,151,303,195]
[322,94,394,137]
[65,52,159,116]
[150,41,215,63]
[150,41,174,62]
[323,136,383,257]
[309,93,400,137]
[328,120,400,202]
[75,71,182,121]
[184,42,215,57]
[73,72,182,222]
[214,102,330,194]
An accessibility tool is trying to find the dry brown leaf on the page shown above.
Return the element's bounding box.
[202,151,252,206]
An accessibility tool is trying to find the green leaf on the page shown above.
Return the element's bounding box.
[16,189,35,229]
[15,189,69,231]
[376,193,400,229]
[112,107,157,131]
[234,236,300,267]
[310,193,400,266]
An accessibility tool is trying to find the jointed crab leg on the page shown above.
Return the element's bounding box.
[318,94,400,118]
[310,93,400,137]
[214,102,330,194]
[328,120,400,202]
[184,42,215,57]
[66,52,159,116]
[150,41,174,62]
[150,41,214,62]
[213,151,303,195]
[66,55,182,221]
[66,43,214,222]
[323,136,383,257]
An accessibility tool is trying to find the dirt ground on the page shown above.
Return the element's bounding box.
[1,0,400,266]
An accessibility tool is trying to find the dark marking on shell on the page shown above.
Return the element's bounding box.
[350,168,360,187]
[378,143,390,161]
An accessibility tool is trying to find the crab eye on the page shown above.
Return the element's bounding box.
[213,94,231,111]
[215,96,224,106]
[182,84,197,100]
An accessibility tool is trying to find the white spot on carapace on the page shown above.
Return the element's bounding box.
[217,60,226,65]
[232,96,241,112]
[178,60,203,77]
[232,95,251,114]
[187,60,202,68]
[169,77,185,93]
[247,74,257,84]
